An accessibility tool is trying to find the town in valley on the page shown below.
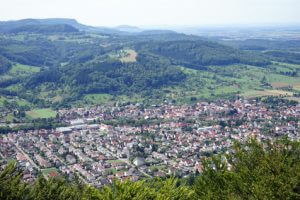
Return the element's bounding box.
[1,97,299,187]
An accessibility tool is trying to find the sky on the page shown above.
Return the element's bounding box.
[0,0,299,27]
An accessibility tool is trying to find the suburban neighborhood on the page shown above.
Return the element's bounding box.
[0,98,299,187]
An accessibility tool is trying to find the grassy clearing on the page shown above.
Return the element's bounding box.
[242,89,293,98]
[42,168,59,178]
[15,99,31,107]
[105,168,118,174]
[116,94,144,104]
[271,82,300,91]
[26,108,57,119]
[0,96,31,110]
[9,64,40,75]
[286,97,300,102]
[119,49,138,63]
[5,84,22,92]
[0,96,8,107]
[4,114,14,122]
[83,94,113,104]
[106,160,124,164]
[149,165,167,171]
[0,63,40,83]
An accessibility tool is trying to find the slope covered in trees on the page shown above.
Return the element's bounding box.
[8,24,79,34]
[0,55,11,74]
[135,40,270,69]
[0,139,299,199]
[221,39,300,65]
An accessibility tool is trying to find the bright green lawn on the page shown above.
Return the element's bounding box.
[26,108,57,119]
[9,64,40,75]
[41,168,59,177]
[83,94,113,104]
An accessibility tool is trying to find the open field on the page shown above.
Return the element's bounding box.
[242,89,294,98]
[271,82,300,90]
[83,94,113,105]
[0,96,8,107]
[286,97,300,102]
[0,63,40,82]
[26,108,57,119]
[106,160,124,164]
[120,49,138,63]
[41,168,59,178]
[9,64,40,75]
[168,63,300,103]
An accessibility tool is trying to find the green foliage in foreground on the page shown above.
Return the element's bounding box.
[0,139,299,200]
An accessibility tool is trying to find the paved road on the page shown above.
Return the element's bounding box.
[8,139,51,179]
[14,143,40,170]
[14,144,49,179]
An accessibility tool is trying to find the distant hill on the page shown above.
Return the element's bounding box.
[0,18,89,33]
[8,24,79,34]
[115,25,143,32]
[135,40,270,69]
[0,22,299,108]
[0,55,12,74]
[137,29,177,35]
[0,18,179,35]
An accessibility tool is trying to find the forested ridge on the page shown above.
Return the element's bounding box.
[135,40,270,68]
[0,55,12,74]
[0,139,299,200]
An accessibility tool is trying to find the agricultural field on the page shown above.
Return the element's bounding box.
[242,89,293,98]
[26,108,57,119]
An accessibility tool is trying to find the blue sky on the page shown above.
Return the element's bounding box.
[0,0,299,26]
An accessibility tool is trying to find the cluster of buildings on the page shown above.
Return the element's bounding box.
[0,99,299,186]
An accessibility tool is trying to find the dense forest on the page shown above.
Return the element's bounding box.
[0,139,299,199]
[8,24,79,34]
[135,40,270,68]
[222,39,300,64]
[0,55,11,74]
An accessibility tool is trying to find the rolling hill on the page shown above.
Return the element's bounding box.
[0,18,299,111]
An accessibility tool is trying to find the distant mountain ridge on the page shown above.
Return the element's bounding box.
[0,18,89,33]
[8,24,79,34]
[114,25,143,32]
[0,18,178,36]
